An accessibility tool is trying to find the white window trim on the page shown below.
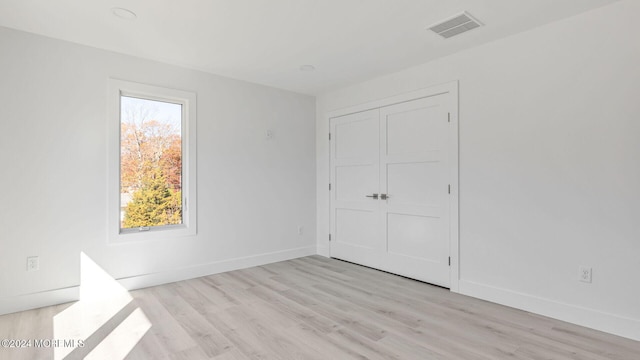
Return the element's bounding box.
[108,79,197,242]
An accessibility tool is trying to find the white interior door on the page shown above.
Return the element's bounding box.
[329,109,383,267]
[330,93,454,287]
[379,96,451,286]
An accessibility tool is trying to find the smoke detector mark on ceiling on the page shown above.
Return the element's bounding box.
[429,12,482,39]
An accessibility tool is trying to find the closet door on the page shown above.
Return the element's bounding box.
[329,109,384,267]
[330,93,453,287]
[379,96,451,287]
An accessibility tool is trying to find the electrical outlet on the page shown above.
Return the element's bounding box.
[297,225,304,235]
[579,266,592,283]
[27,256,39,271]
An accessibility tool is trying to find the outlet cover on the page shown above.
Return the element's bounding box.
[579,266,592,283]
[27,256,39,271]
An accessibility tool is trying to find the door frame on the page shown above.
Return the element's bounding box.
[326,81,460,292]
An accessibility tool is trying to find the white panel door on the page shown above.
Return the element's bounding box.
[330,94,453,287]
[380,96,451,286]
[330,109,383,268]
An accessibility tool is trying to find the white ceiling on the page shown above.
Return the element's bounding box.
[0,0,619,95]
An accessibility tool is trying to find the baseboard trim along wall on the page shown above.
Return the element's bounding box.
[117,246,317,291]
[0,286,80,316]
[458,279,640,341]
[0,246,316,316]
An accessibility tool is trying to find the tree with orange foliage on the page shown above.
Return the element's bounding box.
[120,98,182,228]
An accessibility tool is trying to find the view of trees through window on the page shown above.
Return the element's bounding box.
[120,95,182,229]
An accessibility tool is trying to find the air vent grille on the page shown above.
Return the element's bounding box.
[429,12,482,39]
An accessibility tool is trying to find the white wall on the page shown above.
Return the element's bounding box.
[316,0,640,340]
[0,26,316,313]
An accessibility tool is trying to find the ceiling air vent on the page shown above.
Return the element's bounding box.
[429,12,482,39]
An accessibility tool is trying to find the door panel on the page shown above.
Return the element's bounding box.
[335,117,378,160]
[386,105,442,155]
[336,209,379,249]
[387,161,442,206]
[335,165,377,202]
[387,213,442,262]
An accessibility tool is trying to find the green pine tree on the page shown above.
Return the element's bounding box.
[123,169,182,228]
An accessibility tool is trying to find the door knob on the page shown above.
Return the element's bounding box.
[366,193,379,199]
[380,194,390,200]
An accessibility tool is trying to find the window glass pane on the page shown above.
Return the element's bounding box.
[120,95,182,229]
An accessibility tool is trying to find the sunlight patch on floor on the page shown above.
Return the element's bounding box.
[84,308,151,360]
[53,253,150,360]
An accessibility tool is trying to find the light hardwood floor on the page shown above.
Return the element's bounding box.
[1,256,639,359]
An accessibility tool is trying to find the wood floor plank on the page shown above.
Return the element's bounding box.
[151,285,233,358]
[210,348,248,360]
[124,330,171,360]
[131,289,197,355]
[203,307,283,359]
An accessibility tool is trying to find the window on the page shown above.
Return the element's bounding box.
[109,79,197,241]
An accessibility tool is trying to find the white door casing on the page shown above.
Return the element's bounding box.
[329,82,458,289]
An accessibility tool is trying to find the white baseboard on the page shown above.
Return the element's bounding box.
[117,246,317,290]
[458,279,640,342]
[0,286,79,316]
[0,246,316,316]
